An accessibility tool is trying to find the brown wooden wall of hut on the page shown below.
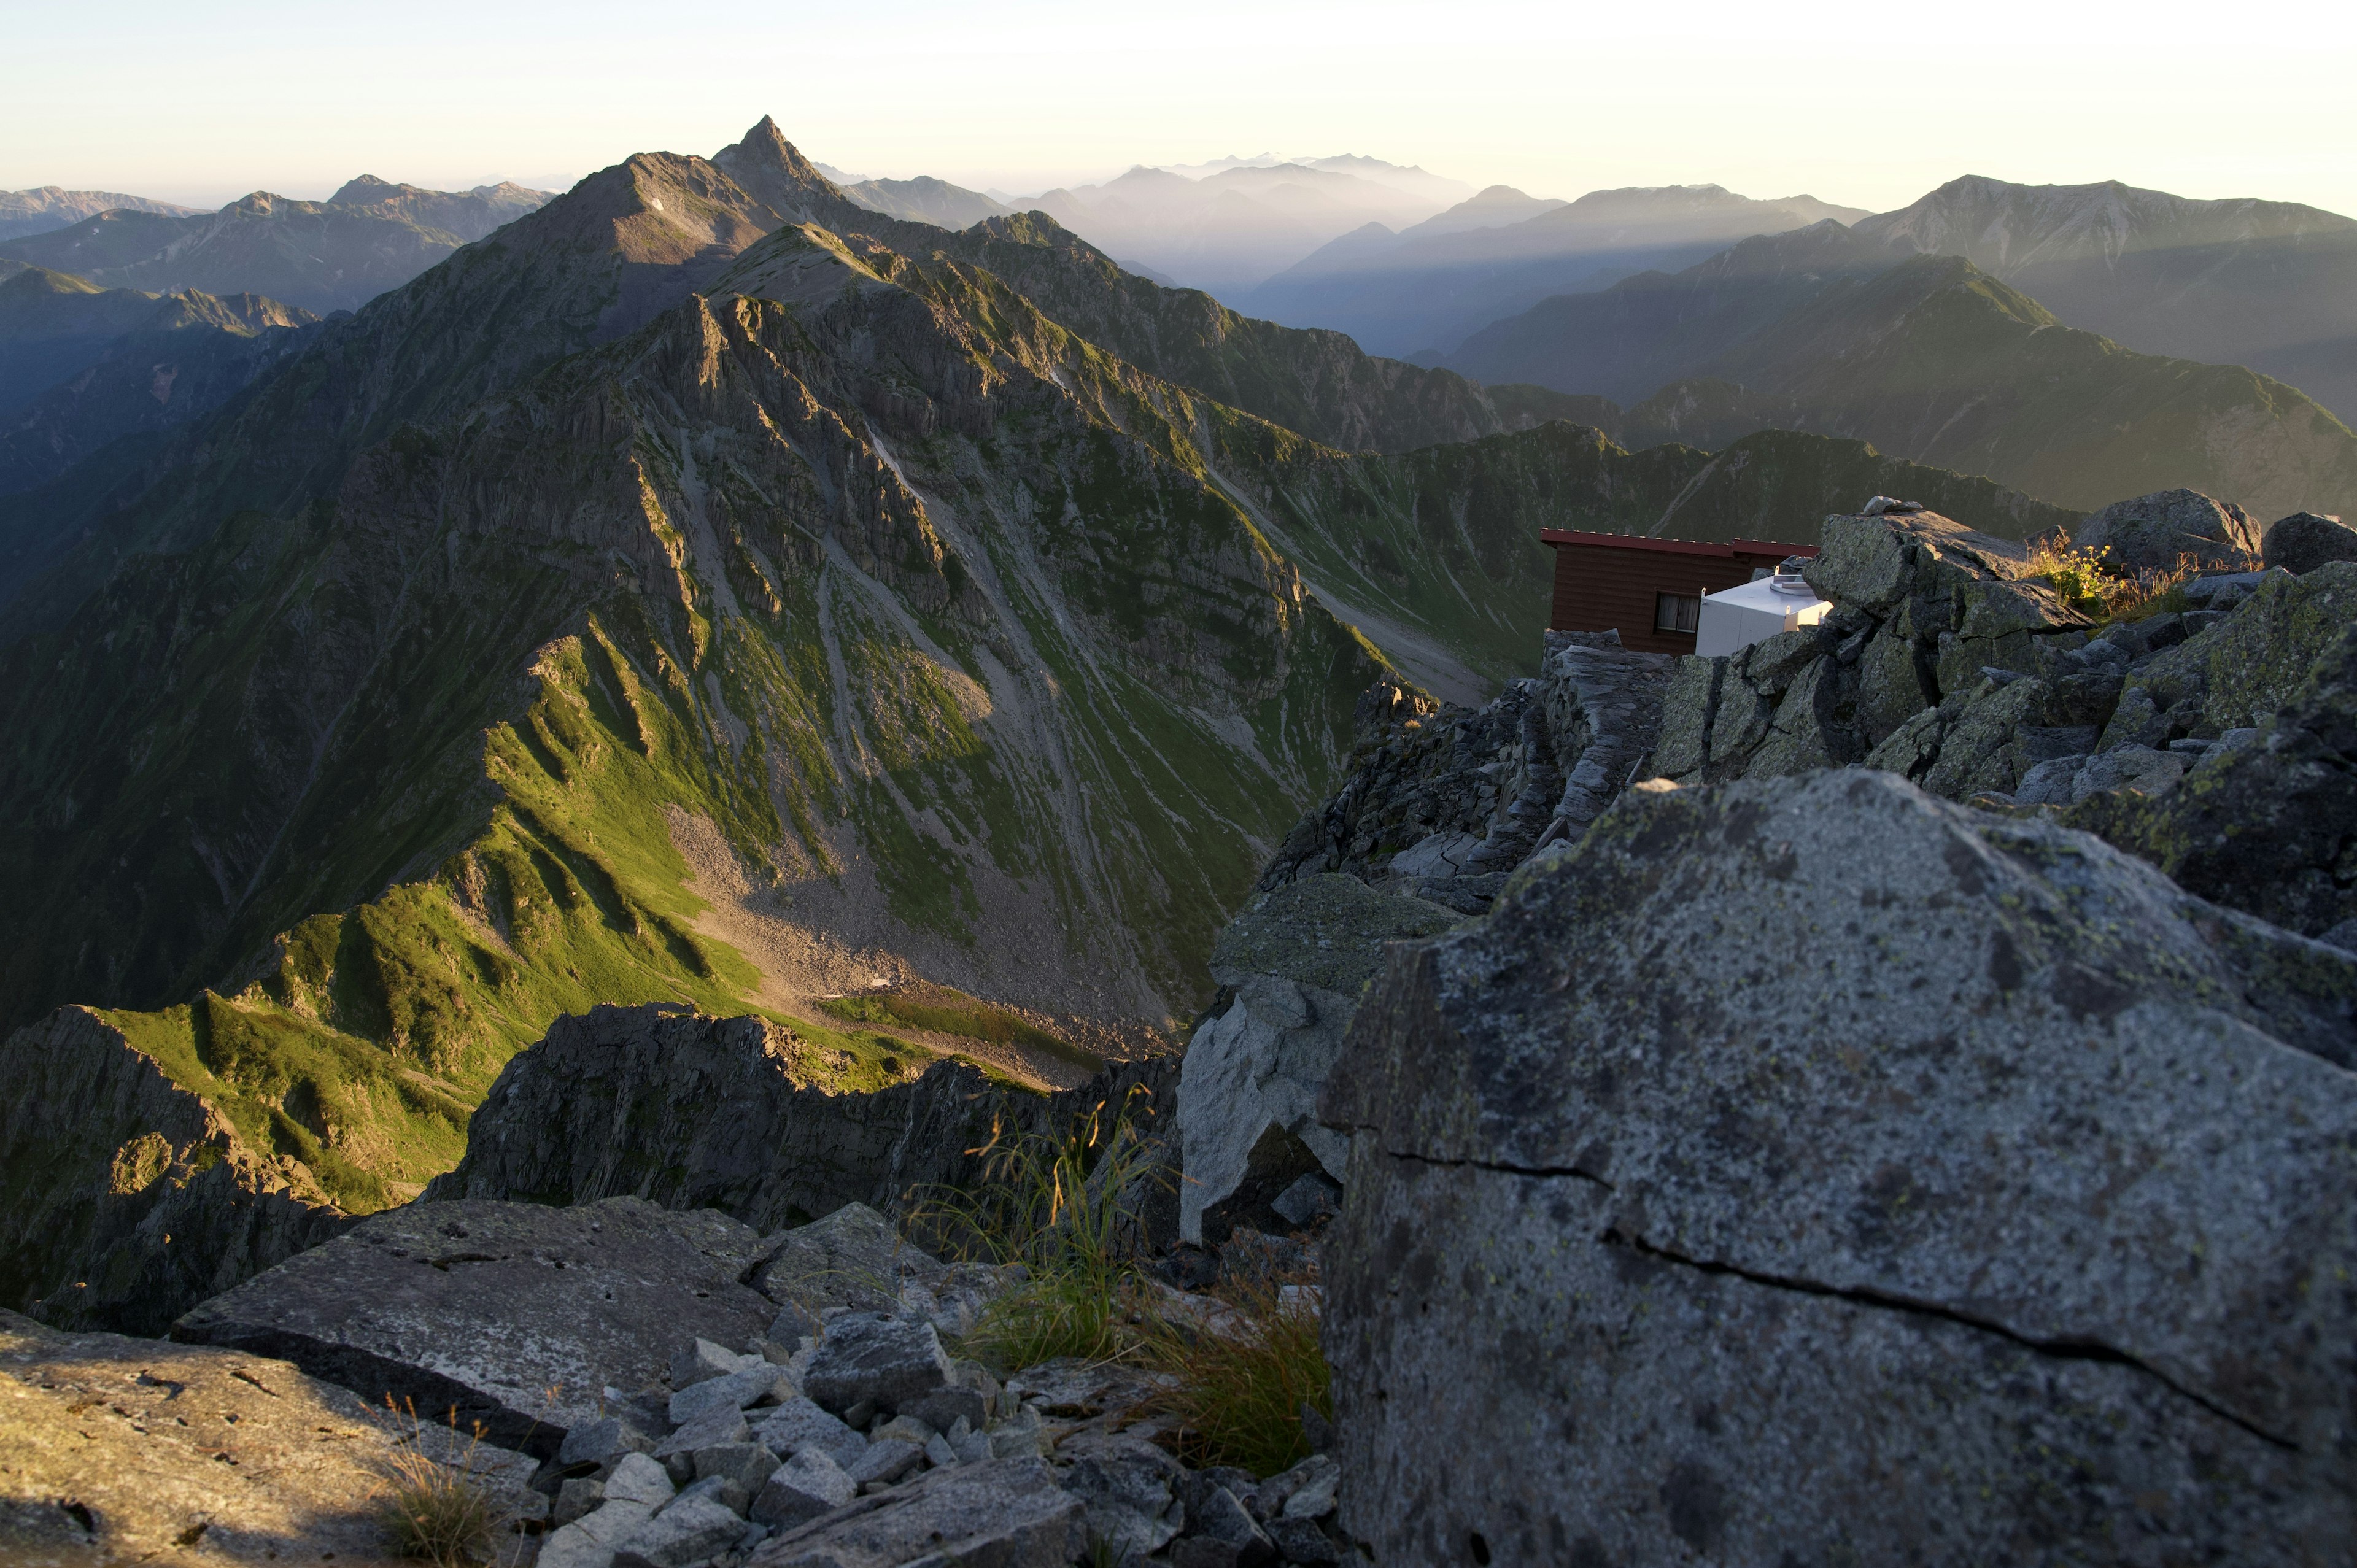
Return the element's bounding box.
[1542,535,1817,657]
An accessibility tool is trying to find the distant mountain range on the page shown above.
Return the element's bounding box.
[0,176,554,315]
[1010,157,1474,294]
[1236,183,1869,357]
[1849,176,2357,425]
[1444,222,2357,520]
[0,187,203,243]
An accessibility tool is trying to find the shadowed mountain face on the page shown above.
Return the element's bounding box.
[0,284,319,497]
[1446,219,2357,522]
[0,177,553,315]
[1237,184,1870,358]
[0,118,2076,1231]
[0,268,168,415]
[0,187,203,244]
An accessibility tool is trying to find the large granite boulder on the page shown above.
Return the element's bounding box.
[424,1004,1174,1240]
[1175,875,1462,1243]
[2264,510,2357,574]
[2076,486,2262,572]
[172,1196,778,1453]
[1321,769,2357,1564]
[0,1006,352,1336]
[0,1307,538,1563]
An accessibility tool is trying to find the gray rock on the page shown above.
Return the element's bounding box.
[1279,1464,1337,1520]
[695,1440,781,1494]
[652,1405,751,1481]
[559,1415,653,1472]
[543,1496,659,1568]
[1665,509,2064,787]
[661,1470,751,1518]
[604,1452,678,1508]
[168,1195,774,1454]
[748,1456,1085,1567]
[1061,1432,1186,1558]
[2069,622,2357,938]
[613,1493,748,1567]
[671,1336,753,1388]
[1321,769,2357,1562]
[900,1385,988,1434]
[986,1405,1048,1461]
[556,1476,609,1527]
[750,1395,868,1470]
[871,1413,936,1445]
[752,1202,951,1319]
[751,1445,859,1528]
[1177,875,1464,1244]
[1262,1516,1342,1565]
[669,1362,789,1426]
[844,1435,924,1489]
[923,1430,959,1469]
[1269,1172,1341,1229]
[2263,511,2357,574]
[2077,487,2262,572]
[800,1310,953,1417]
[999,1358,1168,1419]
[1186,1482,1275,1564]
[2108,562,2357,743]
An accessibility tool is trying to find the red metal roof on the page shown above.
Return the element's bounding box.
[1538,529,1818,559]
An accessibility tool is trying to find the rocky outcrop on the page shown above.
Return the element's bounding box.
[1650,499,2357,857]
[0,1006,352,1337]
[172,1196,780,1454]
[1259,632,1673,916]
[1321,768,2357,1564]
[423,1005,1177,1240]
[2071,620,2357,941]
[2076,486,2262,572]
[1654,504,2090,787]
[1174,876,1463,1244]
[1,1306,540,1564]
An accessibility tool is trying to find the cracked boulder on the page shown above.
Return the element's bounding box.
[1321,768,2357,1564]
[171,1196,777,1454]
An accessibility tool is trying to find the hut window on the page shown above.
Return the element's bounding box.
[1655,592,1700,634]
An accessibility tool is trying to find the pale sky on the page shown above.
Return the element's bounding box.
[7,0,2353,217]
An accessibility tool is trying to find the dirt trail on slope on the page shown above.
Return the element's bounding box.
[663,807,1120,1091]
